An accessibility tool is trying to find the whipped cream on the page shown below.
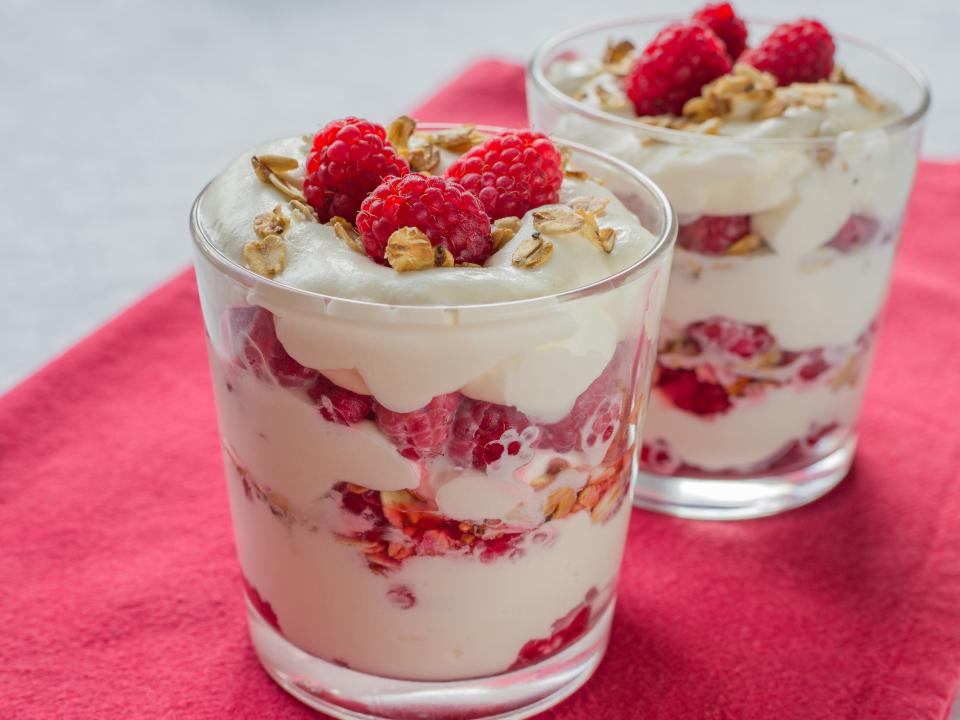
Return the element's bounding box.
[198,137,657,306]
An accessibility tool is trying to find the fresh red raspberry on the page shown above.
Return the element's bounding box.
[308,374,373,425]
[692,2,748,59]
[225,306,317,387]
[657,366,732,416]
[356,174,493,265]
[242,576,281,633]
[542,366,623,454]
[624,23,732,116]
[511,603,590,670]
[687,317,776,359]
[303,117,409,223]
[449,399,539,470]
[374,393,461,460]
[741,19,835,85]
[677,215,751,255]
[444,131,564,220]
[827,214,880,253]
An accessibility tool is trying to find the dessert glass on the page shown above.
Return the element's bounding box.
[528,18,930,520]
[191,129,675,720]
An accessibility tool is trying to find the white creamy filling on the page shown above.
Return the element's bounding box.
[199,136,663,420]
[666,240,897,349]
[646,380,865,471]
[228,462,631,681]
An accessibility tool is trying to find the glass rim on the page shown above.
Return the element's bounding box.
[190,123,677,315]
[527,14,932,149]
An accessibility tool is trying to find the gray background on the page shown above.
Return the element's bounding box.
[0,0,957,393]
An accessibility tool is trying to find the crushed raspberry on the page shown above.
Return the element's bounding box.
[641,439,681,474]
[308,375,373,425]
[387,585,416,609]
[624,22,732,116]
[827,214,880,253]
[692,2,748,59]
[542,366,622,454]
[444,131,564,220]
[687,317,776,359]
[511,602,591,670]
[741,19,835,85]
[304,117,409,223]
[657,366,732,416]
[448,399,540,471]
[225,306,317,387]
[798,351,830,381]
[356,174,493,265]
[242,576,281,633]
[677,215,752,255]
[374,393,461,460]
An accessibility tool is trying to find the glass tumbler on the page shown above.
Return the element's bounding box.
[528,18,930,519]
[191,132,675,719]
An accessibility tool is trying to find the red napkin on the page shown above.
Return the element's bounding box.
[2,61,959,720]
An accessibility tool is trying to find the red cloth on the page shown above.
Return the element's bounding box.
[2,60,960,720]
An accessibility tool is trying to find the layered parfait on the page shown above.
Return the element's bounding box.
[540,5,920,480]
[194,117,671,681]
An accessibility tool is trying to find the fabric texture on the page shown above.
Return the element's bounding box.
[2,60,959,720]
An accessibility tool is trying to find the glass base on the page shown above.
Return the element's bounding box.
[247,598,613,720]
[632,434,856,520]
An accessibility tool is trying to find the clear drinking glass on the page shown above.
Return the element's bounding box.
[528,18,930,520]
[191,130,675,719]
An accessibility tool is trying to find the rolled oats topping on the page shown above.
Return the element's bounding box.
[512,232,554,269]
[385,227,437,272]
[243,233,286,278]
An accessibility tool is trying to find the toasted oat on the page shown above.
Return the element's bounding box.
[512,232,553,269]
[258,154,299,173]
[595,84,628,111]
[330,215,365,255]
[427,125,487,153]
[852,83,885,112]
[435,245,455,268]
[564,167,591,180]
[243,234,286,278]
[815,146,835,167]
[407,143,441,173]
[457,262,483,268]
[598,226,617,253]
[724,233,764,256]
[577,209,601,246]
[544,486,577,520]
[253,205,290,238]
[491,216,522,251]
[251,155,305,202]
[683,63,777,122]
[533,206,584,234]
[602,39,636,75]
[288,199,318,222]
[386,227,435,272]
[567,196,609,216]
[830,354,860,390]
[387,115,416,151]
[590,482,623,524]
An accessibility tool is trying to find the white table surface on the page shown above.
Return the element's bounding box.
[1,1,959,714]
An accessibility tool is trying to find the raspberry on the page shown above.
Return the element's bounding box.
[741,19,835,85]
[511,603,590,670]
[445,131,564,220]
[449,399,539,470]
[374,393,461,460]
[542,366,622,454]
[308,374,373,425]
[624,23,732,116]
[657,366,732,416]
[225,306,317,387]
[687,317,776,359]
[242,576,281,633]
[304,117,409,223]
[692,2,748,59]
[356,174,492,265]
[827,214,880,253]
[677,215,751,255]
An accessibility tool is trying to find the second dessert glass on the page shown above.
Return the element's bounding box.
[528,17,930,520]
[192,129,675,720]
